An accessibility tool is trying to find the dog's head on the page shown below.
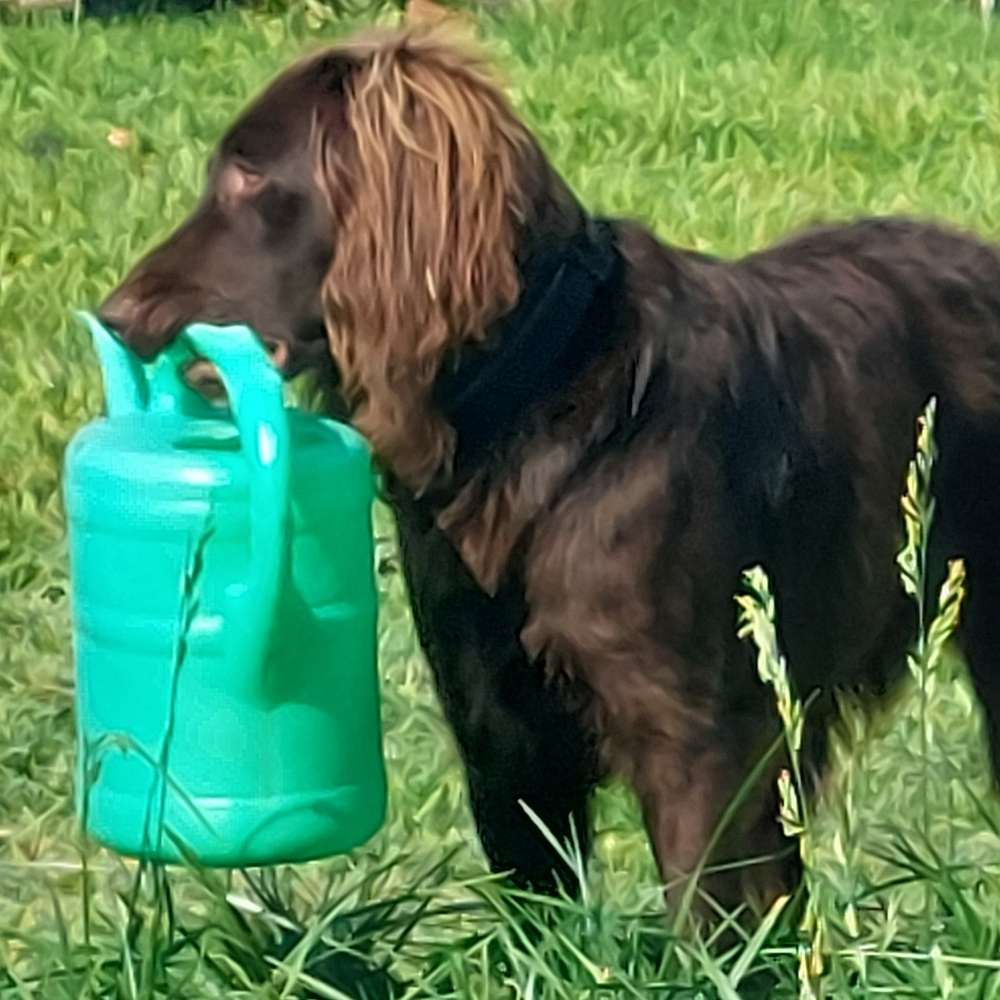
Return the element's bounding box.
[100,29,576,489]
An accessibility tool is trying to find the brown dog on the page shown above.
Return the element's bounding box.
[99,28,1000,915]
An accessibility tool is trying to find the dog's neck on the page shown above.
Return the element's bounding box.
[431,217,625,488]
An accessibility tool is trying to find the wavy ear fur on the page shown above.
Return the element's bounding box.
[314,29,538,491]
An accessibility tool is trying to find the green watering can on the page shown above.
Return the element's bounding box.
[63,313,386,867]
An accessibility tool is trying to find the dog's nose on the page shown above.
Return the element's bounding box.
[98,291,141,338]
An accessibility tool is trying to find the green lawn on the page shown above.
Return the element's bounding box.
[4,0,1000,995]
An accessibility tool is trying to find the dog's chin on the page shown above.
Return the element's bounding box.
[182,356,294,406]
[175,328,315,403]
[181,346,337,413]
[182,359,231,406]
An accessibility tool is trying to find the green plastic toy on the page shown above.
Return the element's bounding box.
[63,312,386,867]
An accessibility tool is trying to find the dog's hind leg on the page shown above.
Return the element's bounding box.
[937,418,1000,787]
[957,550,1000,785]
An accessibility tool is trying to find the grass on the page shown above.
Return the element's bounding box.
[4,0,1000,994]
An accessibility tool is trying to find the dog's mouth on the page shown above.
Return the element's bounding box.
[98,283,336,408]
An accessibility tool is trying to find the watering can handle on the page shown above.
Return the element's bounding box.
[181,323,291,697]
[76,311,290,697]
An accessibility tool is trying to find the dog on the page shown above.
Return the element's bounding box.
[98,27,1000,916]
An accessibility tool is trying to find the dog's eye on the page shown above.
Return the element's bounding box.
[233,160,264,183]
[218,162,266,205]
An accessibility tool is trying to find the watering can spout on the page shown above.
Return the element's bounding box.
[76,310,149,417]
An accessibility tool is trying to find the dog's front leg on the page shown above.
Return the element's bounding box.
[391,494,598,896]
[628,722,794,921]
[526,627,795,922]
[517,454,798,921]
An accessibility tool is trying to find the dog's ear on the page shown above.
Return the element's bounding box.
[313,32,536,492]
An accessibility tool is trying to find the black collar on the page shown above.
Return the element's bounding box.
[432,218,624,484]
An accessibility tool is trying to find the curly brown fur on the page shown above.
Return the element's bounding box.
[100,27,1000,919]
[315,31,537,488]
